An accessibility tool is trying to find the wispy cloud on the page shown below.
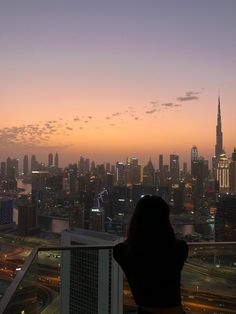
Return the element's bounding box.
[145,109,157,114]
[161,102,174,107]
[177,91,200,102]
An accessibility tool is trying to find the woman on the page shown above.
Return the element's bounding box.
[113,195,188,314]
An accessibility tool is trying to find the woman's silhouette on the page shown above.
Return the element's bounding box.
[113,195,188,314]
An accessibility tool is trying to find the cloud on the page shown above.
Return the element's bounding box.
[177,91,199,102]
[145,109,157,114]
[149,101,159,105]
[186,91,199,96]
[177,96,199,101]
[161,102,174,107]
[0,118,75,148]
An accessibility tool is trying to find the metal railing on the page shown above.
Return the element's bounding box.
[0,242,236,313]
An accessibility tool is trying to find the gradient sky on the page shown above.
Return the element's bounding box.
[0,0,236,168]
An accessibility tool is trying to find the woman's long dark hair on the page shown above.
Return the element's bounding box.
[127,195,176,250]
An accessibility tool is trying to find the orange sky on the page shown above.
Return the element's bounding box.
[0,1,236,168]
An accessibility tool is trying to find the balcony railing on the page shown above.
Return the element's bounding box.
[0,242,236,313]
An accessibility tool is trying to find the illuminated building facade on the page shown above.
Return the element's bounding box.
[89,207,104,232]
[116,162,126,186]
[216,153,230,193]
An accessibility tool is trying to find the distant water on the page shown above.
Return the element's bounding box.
[17,179,32,194]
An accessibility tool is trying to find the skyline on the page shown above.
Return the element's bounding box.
[1,1,236,165]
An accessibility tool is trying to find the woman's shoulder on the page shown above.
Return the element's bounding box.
[113,240,128,262]
[113,241,127,254]
[176,239,189,260]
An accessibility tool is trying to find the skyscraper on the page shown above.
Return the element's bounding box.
[170,154,179,183]
[126,157,141,185]
[215,97,223,158]
[116,162,126,186]
[31,155,37,171]
[143,159,155,186]
[0,198,14,228]
[191,145,198,175]
[217,153,230,193]
[215,194,236,241]
[23,155,29,176]
[230,148,236,194]
[55,152,59,168]
[17,196,38,236]
[159,154,164,173]
[213,97,224,178]
[48,153,53,167]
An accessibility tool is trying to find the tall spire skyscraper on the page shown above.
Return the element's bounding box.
[215,96,223,158]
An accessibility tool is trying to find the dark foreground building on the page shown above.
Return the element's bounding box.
[215,194,236,241]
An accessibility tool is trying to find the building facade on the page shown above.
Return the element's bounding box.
[60,228,123,314]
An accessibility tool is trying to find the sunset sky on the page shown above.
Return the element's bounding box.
[1,0,236,168]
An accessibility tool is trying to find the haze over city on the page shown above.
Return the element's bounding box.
[1,1,236,166]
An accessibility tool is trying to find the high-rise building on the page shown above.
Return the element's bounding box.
[17,196,38,236]
[215,194,236,241]
[105,173,114,189]
[213,97,224,178]
[60,228,123,314]
[159,154,164,173]
[215,97,223,158]
[31,170,49,208]
[84,158,90,173]
[78,156,85,174]
[191,156,209,207]
[126,157,141,185]
[173,181,184,213]
[0,162,6,177]
[191,146,198,175]
[116,162,126,186]
[217,153,230,193]
[0,198,14,229]
[6,158,17,190]
[31,155,38,171]
[170,154,179,183]
[230,148,236,194]
[182,162,188,177]
[143,159,155,186]
[89,208,104,232]
[48,153,53,167]
[23,155,29,176]
[112,185,130,216]
[55,152,59,168]
[105,162,111,173]
[6,157,16,178]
